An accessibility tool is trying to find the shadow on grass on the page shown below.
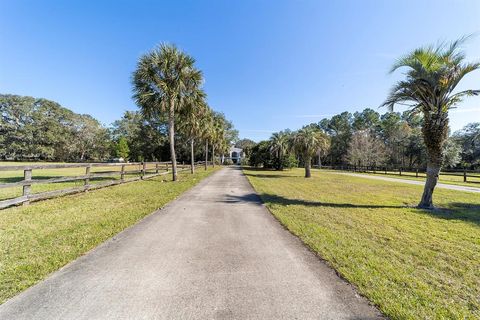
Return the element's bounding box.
[241,167,277,172]
[243,173,294,179]
[225,193,480,225]
[242,168,298,179]
[423,203,480,225]
[224,193,405,209]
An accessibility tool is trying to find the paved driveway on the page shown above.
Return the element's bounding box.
[335,172,480,193]
[0,167,382,319]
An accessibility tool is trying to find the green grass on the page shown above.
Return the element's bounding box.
[0,167,218,304]
[244,167,480,320]
[323,168,480,188]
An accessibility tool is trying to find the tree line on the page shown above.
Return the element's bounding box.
[243,108,479,172]
[0,93,237,169]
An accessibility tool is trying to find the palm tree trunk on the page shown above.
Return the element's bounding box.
[305,156,312,178]
[168,100,177,181]
[318,153,322,169]
[205,141,208,170]
[212,145,215,168]
[418,117,448,208]
[279,150,283,171]
[418,161,441,208]
[190,139,195,174]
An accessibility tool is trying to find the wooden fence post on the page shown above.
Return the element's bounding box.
[155,163,159,174]
[384,167,387,175]
[399,168,402,176]
[84,166,91,191]
[121,164,125,182]
[464,168,467,182]
[23,169,32,205]
[416,168,419,178]
[142,162,146,179]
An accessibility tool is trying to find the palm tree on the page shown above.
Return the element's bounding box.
[292,127,330,178]
[269,132,289,170]
[132,44,202,181]
[211,112,226,168]
[200,110,214,170]
[178,89,208,174]
[382,37,479,208]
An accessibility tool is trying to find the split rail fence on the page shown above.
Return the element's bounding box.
[0,161,207,210]
[317,165,480,184]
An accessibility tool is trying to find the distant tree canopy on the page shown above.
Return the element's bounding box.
[0,94,110,161]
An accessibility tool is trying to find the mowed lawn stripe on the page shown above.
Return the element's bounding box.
[244,168,480,320]
[0,168,218,304]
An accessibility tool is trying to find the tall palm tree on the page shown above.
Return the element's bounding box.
[269,132,289,170]
[200,109,214,170]
[292,127,330,178]
[211,112,226,168]
[132,44,202,181]
[382,37,479,208]
[178,89,208,174]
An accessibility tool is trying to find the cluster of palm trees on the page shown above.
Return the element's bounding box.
[268,128,330,178]
[132,44,229,181]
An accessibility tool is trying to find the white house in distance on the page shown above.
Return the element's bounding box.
[222,146,243,165]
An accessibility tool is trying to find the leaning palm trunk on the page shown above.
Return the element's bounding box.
[419,161,441,208]
[168,101,178,181]
[418,116,448,208]
[304,156,312,178]
[204,141,208,170]
[190,139,195,174]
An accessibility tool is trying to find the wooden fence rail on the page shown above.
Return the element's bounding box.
[0,161,207,210]
[315,165,480,183]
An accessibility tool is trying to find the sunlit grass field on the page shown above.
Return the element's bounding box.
[0,167,218,304]
[244,167,480,320]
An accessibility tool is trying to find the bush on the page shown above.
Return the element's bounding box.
[282,154,298,169]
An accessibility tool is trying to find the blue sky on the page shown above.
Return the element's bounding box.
[1,0,480,141]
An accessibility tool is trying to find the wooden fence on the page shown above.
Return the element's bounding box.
[0,161,206,210]
[316,164,480,184]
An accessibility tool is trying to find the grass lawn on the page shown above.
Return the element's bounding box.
[244,167,480,320]
[0,167,218,304]
[323,168,480,188]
